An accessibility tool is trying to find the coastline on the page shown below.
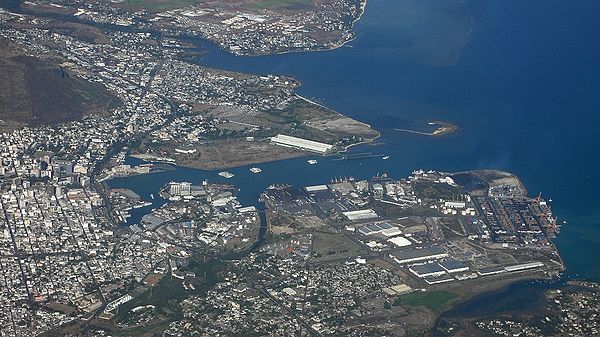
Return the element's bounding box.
[203,0,369,58]
[445,271,556,313]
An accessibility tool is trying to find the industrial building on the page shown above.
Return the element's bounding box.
[343,209,378,221]
[381,227,403,237]
[356,222,394,235]
[169,181,192,196]
[391,246,448,264]
[388,236,412,247]
[439,259,470,273]
[270,134,333,154]
[424,275,455,285]
[504,261,544,272]
[409,262,447,278]
[477,266,506,276]
[305,185,328,192]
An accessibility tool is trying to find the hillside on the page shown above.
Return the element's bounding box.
[0,38,121,132]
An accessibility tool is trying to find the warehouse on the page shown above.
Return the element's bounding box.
[439,259,470,273]
[305,185,328,192]
[391,246,448,264]
[477,266,506,276]
[505,261,544,273]
[388,236,412,247]
[343,209,378,221]
[409,262,447,278]
[270,134,333,154]
[381,227,403,237]
[424,275,455,285]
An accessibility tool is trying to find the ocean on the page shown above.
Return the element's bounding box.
[107,0,600,315]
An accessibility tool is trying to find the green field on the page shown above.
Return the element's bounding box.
[313,232,363,261]
[248,0,313,10]
[414,181,465,200]
[397,290,458,312]
[119,0,201,12]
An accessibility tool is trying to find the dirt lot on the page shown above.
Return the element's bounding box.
[171,139,306,170]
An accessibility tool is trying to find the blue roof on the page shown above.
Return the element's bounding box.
[378,222,394,230]
[366,224,383,232]
[439,259,467,271]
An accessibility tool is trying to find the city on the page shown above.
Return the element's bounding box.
[1,0,598,336]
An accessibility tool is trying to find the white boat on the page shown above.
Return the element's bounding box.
[250,167,262,174]
[218,171,235,178]
[382,156,390,160]
[308,159,318,165]
[150,193,154,199]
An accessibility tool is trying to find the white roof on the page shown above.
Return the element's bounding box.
[271,134,333,154]
[343,209,378,221]
[388,236,412,247]
[382,227,403,237]
[305,185,328,192]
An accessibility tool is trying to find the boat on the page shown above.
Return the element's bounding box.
[150,193,154,199]
[382,156,390,160]
[307,159,318,165]
[218,171,235,179]
[250,167,262,174]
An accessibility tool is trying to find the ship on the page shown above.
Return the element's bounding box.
[250,167,262,174]
[307,159,318,165]
[218,171,235,179]
[382,155,390,160]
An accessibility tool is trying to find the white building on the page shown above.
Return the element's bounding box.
[343,209,378,221]
[388,236,412,247]
[270,134,333,154]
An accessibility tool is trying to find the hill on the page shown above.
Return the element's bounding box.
[0,38,121,132]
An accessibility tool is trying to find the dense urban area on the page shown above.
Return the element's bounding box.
[0,1,584,337]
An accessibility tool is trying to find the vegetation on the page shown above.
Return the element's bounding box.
[0,38,121,132]
[312,232,363,261]
[414,182,465,200]
[398,290,458,312]
[247,0,313,10]
[117,276,187,321]
[119,0,202,12]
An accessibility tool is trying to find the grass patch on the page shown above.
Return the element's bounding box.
[248,0,313,10]
[117,276,187,321]
[119,0,201,12]
[414,182,464,200]
[397,290,458,312]
[313,232,362,261]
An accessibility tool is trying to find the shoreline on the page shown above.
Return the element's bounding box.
[203,0,368,58]
[428,271,561,337]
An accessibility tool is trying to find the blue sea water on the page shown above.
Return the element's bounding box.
[108,0,600,312]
